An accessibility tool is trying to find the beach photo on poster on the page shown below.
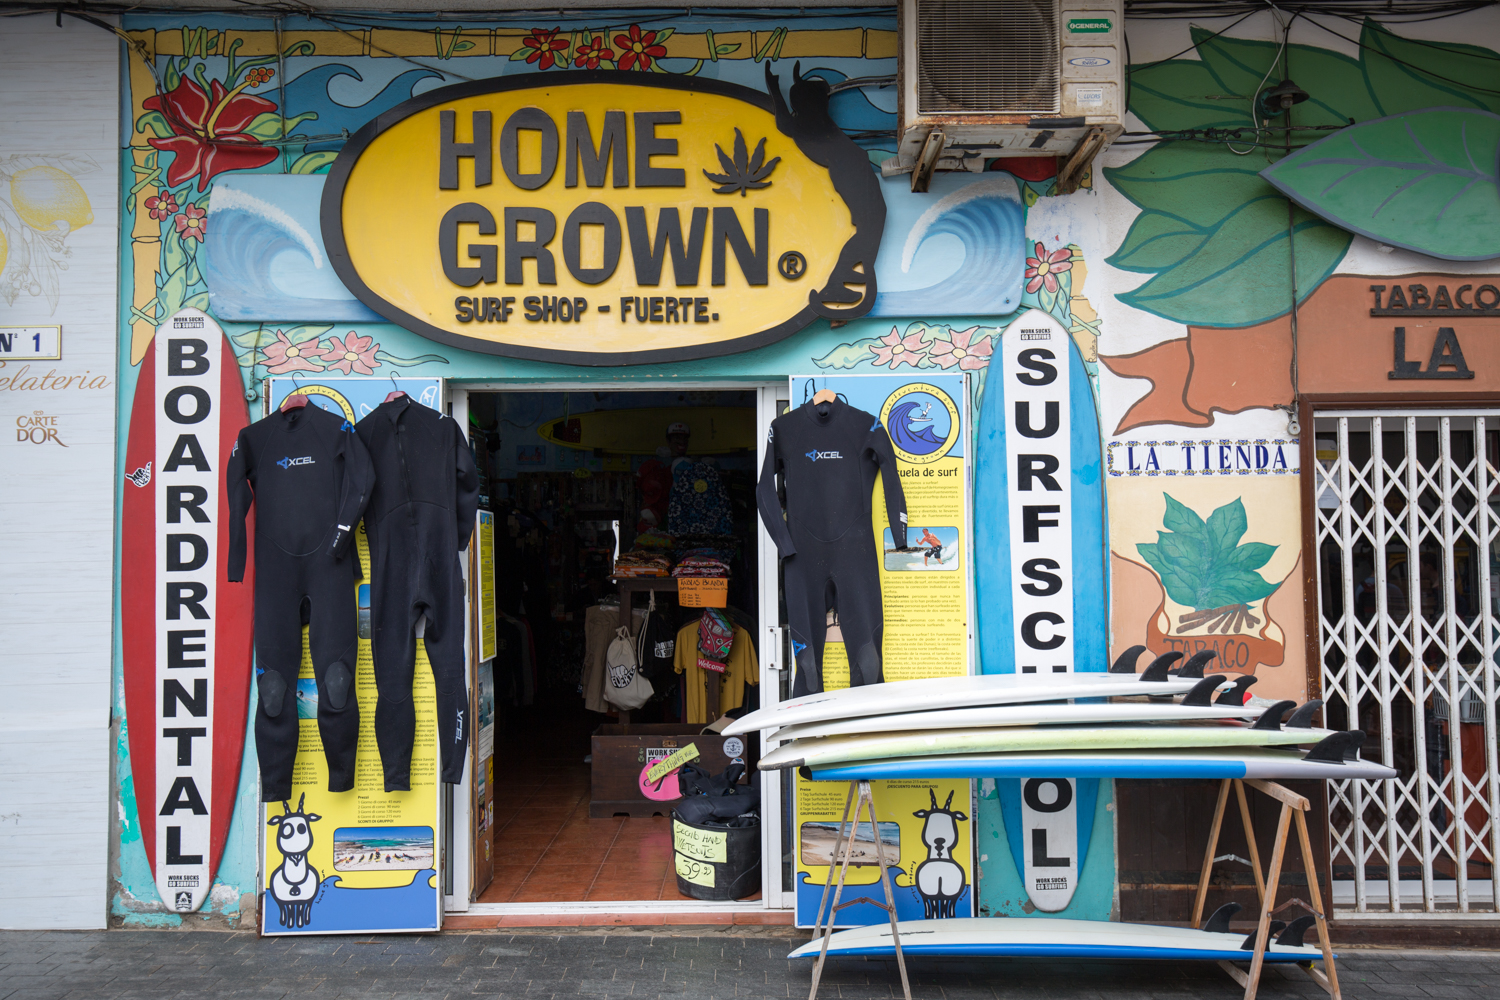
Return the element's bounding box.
[295,679,318,720]
[333,826,435,872]
[885,527,959,571]
[800,821,902,866]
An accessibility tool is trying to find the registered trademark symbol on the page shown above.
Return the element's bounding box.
[778,251,807,280]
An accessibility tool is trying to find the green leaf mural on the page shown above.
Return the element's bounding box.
[1108,19,1500,327]
[1136,495,1279,612]
[1261,108,1500,261]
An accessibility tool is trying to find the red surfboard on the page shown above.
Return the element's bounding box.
[121,308,254,913]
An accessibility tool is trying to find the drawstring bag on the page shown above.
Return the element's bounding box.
[604,625,653,710]
[634,592,678,686]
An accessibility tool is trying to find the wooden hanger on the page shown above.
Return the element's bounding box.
[812,388,837,404]
[280,393,309,410]
[384,390,407,402]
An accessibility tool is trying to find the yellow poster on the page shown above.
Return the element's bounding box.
[261,525,441,935]
[790,374,974,926]
[477,511,496,663]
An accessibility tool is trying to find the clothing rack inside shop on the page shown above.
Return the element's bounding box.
[804,775,1340,1000]
[609,578,725,725]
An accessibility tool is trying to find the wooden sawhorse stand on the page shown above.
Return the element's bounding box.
[806,780,911,1000]
[1192,778,1341,1000]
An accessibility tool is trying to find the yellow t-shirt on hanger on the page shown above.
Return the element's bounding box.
[673,619,759,725]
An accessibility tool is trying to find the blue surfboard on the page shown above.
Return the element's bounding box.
[972,309,1107,912]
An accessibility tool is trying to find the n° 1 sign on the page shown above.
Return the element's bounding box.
[0,326,61,360]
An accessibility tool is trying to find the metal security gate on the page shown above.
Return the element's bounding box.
[1313,410,1500,914]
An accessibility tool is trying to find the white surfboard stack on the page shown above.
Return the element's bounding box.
[731,647,1395,967]
[725,646,1398,784]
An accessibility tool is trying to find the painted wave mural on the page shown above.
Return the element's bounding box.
[203,175,380,322]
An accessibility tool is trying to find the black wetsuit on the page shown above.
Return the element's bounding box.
[356,396,478,791]
[227,404,374,801]
[756,399,907,695]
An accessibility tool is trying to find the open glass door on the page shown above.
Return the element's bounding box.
[758,382,794,908]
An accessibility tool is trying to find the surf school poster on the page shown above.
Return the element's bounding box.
[791,374,972,685]
[260,525,442,935]
[789,373,974,927]
[260,377,444,935]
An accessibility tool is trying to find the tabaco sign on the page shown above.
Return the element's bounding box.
[322,69,884,366]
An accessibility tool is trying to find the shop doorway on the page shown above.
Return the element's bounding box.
[453,384,790,912]
[1312,409,1500,914]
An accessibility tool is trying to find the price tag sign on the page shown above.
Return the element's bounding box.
[675,852,716,888]
[678,578,728,608]
[646,742,700,784]
[673,821,728,863]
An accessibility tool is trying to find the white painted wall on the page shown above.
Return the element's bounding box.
[0,13,119,929]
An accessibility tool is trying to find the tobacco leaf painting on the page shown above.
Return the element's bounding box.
[1136,495,1279,636]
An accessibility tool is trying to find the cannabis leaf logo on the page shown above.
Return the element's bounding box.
[702,129,779,197]
[1136,495,1280,634]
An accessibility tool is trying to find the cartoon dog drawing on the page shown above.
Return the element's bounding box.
[913,789,968,919]
[267,794,321,928]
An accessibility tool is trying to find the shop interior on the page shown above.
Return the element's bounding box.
[466,389,767,904]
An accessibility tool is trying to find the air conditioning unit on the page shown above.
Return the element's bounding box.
[887,0,1126,191]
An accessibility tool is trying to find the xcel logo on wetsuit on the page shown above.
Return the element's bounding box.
[277,455,315,469]
[805,450,844,462]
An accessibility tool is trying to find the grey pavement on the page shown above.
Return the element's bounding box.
[1,928,1498,999]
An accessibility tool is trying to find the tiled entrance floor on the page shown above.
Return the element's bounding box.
[478,711,759,904]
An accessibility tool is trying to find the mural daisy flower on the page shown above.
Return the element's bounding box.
[141,77,279,192]
[926,326,993,371]
[174,204,207,242]
[521,27,569,70]
[869,327,926,369]
[262,330,325,374]
[321,333,380,376]
[573,34,614,69]
[614,25,667,71]
[144,192,179,221]
[1025,242,1073,294]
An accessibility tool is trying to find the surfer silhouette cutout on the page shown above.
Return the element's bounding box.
[766,62,885,319]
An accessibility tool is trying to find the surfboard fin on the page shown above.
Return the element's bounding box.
[1276,914,1318,948]
[1202,901,1241,933]
[1251,700,1296,731]
[1306,730,1365,763]
[1139,652,1183,683]
[1111,644,1147,673]
[1240,920,1286,950]
[1175,650,1217,679]
[1182,675,1228,707]
[1285,700,1324,730]
[1215,674,1258,705]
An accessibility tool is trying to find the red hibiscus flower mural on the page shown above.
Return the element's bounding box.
[614,25,667,71]
[142,77,278,192]
[522,27,569,70]
[262,330,325,375]
[927,326,993,371]
[574,34,614,69]
[321,333,380,376]
[144,192,179,221]
[1025,241,1074,294]
[174,204,207,243]
[869,327,926,369]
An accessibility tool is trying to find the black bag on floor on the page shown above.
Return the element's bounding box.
[671,810,760,900]
[671,761,761,900]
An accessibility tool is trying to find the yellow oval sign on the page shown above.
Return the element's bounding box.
[322,70,885,365]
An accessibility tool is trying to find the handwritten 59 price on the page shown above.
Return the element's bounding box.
[674,852,716,888]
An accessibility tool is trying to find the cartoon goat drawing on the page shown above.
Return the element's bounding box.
[267,794,321,928]
[913,789,968,919]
